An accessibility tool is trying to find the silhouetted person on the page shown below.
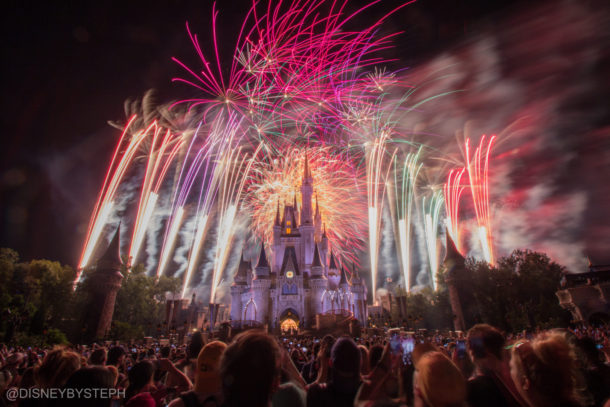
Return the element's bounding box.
[307,337,361,407]
[510,333,581,407]
[220,330,281,407]
[466,324,524,407]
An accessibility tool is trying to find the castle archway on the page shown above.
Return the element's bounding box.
[279,308,299,333]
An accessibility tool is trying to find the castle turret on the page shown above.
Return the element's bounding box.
[252,245,271,325]
[282,205,299,236]
[328,250,338,272]
[320,224,329,266]
[311,244,323,277]
[339,265,348,286]
[314,195,322,240]
[255,245,270,279]
[275,200,281,226]
[300,153,313,226]
[444,231,466,332]
[272,201,283,273]
[349,263,368,326]
[84,226,124,341]
[233,253,250,285]
[299,156,315,273]
[326,251,341,291]
[231,253,251,326]
[339,266,351,312]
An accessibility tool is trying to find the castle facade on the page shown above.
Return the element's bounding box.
[230,157,367,331]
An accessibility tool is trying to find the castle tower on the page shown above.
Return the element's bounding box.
[309,243,326,316]
[314,195,322,242]
[444,231,466,332]
[273,200,283,273]
[339,266,350,312]
[310,244,323,277]
[252,245,271,325]
[300,153,313,226]
[349,263,368,326]
[320,225,329,269]
[84,226,124,341]
[230,254,249,326]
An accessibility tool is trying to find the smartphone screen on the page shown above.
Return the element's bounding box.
[402,337,414,364]
[390,334,402,355]
[456,340,467,359]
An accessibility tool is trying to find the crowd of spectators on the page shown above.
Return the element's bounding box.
[0,323,609,407]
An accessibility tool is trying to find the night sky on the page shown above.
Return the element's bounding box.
[1,0,608,271]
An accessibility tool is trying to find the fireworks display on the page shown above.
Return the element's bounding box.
[74,0,605,302]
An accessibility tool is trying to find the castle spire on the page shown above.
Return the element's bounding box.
[98,224,123,270]
[329,250,337,270]
[293,190,297,209]
[312,243,322,267]
[303,151,311,181]
[256,244,269,268]
[275,199,281,226]
[444,229,464,264]
[339,265,348,285]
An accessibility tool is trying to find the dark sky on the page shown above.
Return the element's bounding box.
[2,0,598,268]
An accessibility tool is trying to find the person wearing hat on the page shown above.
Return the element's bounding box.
[169,341,227,407]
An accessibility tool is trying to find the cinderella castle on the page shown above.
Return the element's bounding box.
[230,156,368,331]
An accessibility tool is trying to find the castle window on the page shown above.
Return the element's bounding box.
[286,271,294,279]
[282,283,297,295]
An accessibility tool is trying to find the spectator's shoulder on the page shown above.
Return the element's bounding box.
[306,382,327,396]
[467,374,507,407]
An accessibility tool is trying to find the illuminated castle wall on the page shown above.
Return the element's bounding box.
[230,157,367,330]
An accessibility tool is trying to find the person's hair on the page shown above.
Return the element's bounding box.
[34,348,81,388]
[220,330,280,407]
[319,334,336,359]
[330,337,360,383]
[63,366,115,407]
[89,348,107,365]
[511,333,579,405]
[416,352,467,407]
[187,331,205,359]
[195,340,227,394]
[358,345,370,375]
[106,346,126,366]
[412,342,438,368]
[467,324,505,360]
[369,344,384,369]
[160,346,171,358]
[126,361,155,401]
[105,365,119,387]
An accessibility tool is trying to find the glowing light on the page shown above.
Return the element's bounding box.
[465,135,496,265]
[182,213,210,298]
[422,190,444,290]
[244,147,366,265]
[79,200,114,272]
[156,206,184,278]
[443,167,466,253]
[366,131,394,304]
[392,147,423,292]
